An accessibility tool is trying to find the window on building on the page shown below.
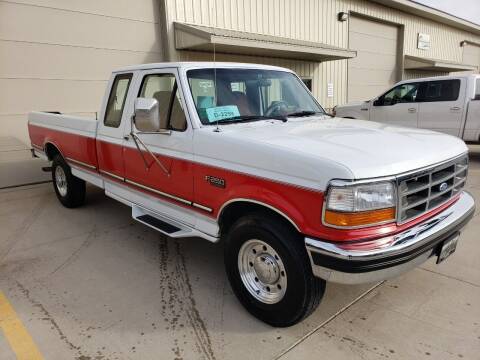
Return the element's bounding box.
[104,73,132,128]
[417,80,461,102]
[302,78,313,91]
[139,74,187,131]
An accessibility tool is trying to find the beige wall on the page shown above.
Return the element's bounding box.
[2,0,480,143]
[0,0,163,144]
[164,0,480,109]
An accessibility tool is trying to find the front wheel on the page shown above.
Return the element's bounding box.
[224,212,325,327]
[51,155,86,208]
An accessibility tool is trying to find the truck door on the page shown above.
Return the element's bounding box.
[96,72,134,180]
[370,82,419,127]
[417,79,465,137]
[462,77,480,141]
[123,68,194,208]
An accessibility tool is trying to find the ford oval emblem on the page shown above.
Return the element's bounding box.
[439,182,448,192]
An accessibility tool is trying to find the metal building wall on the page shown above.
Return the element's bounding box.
[0,0,163,143]
[165,0,480,109]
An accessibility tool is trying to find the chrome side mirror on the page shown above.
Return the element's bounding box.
[134,98,160,132]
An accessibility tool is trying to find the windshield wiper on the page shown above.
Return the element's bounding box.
[287,110,324,117]
[215,114,287,124]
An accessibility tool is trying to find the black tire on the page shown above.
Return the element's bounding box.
[224,212,325,327]
[51,154,86,208]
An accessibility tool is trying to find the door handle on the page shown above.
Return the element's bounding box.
[408,108,416,113]
[450,106,461,111]
[360,108,369,111]
[123,135,130,141]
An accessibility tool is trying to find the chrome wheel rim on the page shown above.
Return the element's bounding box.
[55,166,68,197]
[238,239,287,304]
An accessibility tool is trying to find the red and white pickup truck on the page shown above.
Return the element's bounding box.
[29,62,475,327]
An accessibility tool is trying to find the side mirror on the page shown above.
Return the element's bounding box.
[134,98,160,132]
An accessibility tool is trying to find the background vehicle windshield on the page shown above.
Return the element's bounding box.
[187,68,324,124]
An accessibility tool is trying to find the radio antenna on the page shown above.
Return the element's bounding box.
[213,2,220,132]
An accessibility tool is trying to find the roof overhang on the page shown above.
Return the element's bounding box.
[174,22,356,62]
[404,55,477,72]
[370,0,480,36]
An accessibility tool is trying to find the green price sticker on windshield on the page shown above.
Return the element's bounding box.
[206,105,240,123]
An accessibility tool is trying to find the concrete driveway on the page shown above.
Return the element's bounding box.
[0,143,479,360]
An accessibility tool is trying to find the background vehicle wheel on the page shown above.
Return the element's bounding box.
[224,212,326,327]
[51,154,86,208]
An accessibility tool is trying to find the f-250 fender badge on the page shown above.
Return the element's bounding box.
[205,175,226,188]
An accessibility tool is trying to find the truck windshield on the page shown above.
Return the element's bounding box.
[186,68,325,125]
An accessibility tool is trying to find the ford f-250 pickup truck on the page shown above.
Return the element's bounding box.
[29,62,475,327]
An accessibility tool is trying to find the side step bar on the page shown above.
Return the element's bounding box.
[132,205,196,238]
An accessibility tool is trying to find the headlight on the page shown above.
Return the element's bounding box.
[324,181,396,228]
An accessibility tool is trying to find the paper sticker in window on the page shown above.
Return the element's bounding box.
[205,105,240,123]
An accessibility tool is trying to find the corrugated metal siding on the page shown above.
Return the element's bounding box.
[0,0,163,143]
[403,70,450,80]
[165,0,480,107]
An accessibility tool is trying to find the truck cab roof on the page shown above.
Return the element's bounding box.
[113,62,294,74]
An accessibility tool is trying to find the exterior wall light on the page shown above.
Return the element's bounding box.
[338,12,348,22]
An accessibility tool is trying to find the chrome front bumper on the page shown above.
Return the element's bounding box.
[306,191,475,284]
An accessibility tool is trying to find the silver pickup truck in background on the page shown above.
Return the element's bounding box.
[335,74,480,141]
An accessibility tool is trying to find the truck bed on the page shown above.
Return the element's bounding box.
[28,111,98,169]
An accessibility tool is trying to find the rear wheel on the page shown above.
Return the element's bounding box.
[51,155,86,208]
[224,212,325,327]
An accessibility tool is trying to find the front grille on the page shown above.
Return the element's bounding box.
[397,155,468,223]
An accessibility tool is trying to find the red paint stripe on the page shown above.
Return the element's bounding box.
[30,124,461,242]
[28,124,97,168]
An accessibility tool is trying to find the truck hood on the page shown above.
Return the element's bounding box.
[202,117,467,181]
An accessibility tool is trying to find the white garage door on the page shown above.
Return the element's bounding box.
[463,43,480,72]
[348,16,399,101]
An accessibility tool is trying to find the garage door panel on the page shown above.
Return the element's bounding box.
[348,16,399,102]
[348,69,397,87]
[350,17,398,39]
[349,52,397,71]
[349,85,392,102]
[348,32,397,55]
[463,44,480,68]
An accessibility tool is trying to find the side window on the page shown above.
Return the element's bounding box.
[139,74,187,131]
[417,80,461,102]
[475,78,480,99]
[104,74,132,128]
[382,83,419,105]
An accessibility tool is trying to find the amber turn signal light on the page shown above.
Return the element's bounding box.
[324,207,396,227]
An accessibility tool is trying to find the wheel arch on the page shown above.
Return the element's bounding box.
[218,199,301,238]
[44,141,65,161]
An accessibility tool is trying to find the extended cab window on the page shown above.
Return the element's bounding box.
[104,73,132,128]
[381,83,419,105]
[139,74,187,131]
[417,80,461,102]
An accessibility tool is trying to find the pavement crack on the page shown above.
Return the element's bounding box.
[50,226,97,276]
[418,267,479,288]
[15,280,81,351]
[273,281,385,360]
[0,192,49,261]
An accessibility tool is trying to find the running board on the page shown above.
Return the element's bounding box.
[132,205,195,238]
